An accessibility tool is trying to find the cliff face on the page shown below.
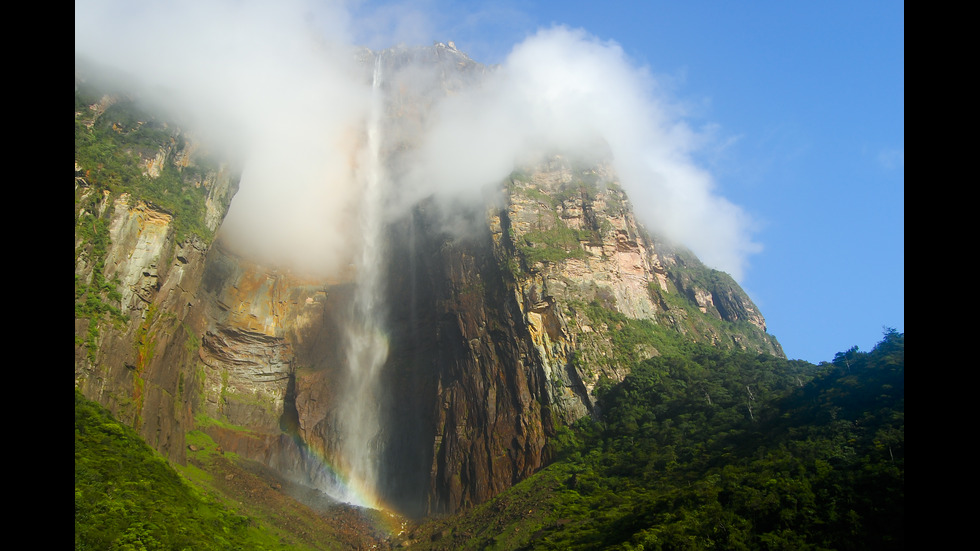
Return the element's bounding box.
[74,99,239,462]
[75,47,782,518]
[495,159,781,417]
[374,201,551,515]
[365,155,781,515]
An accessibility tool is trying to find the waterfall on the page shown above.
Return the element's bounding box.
[333,54,390,508]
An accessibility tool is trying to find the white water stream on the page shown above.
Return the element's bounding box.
[333,55,390,508]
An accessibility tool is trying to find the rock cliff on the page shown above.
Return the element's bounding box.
[74,79,240,462]
[75,46,782,517]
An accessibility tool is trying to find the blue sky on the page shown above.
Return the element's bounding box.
[349,1,904,363]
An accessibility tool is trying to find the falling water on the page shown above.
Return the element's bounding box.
[333,54,390,508]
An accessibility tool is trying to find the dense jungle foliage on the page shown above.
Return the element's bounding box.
[412,330,904,550]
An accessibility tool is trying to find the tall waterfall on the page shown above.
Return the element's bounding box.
[334,54,390,508]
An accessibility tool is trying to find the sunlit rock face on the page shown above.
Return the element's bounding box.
[75,44,781,518]
[189,243,356,485]
[74,146,237,464]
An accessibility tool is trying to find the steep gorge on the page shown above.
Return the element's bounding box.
[74,45,782,518]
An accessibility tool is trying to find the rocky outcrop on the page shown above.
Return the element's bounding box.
[506,160,658,315]
[103,196,174,310]
[483,157,781,424]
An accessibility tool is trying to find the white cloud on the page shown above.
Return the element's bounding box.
[76,0,372,274]
[75,1,759,279]
[400,26,760,278]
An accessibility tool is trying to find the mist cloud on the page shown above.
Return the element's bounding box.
[402,26,760,278]
[75,1,759,279]
[76,0,371,274]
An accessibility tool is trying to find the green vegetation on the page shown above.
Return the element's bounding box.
[506,164,633,270]
[512,175,603,212]
[522,185,554,206]
[553,179,599,206]
[412,331,904,550]
[75,390,390,549]
[650,281,777,356]
[509,168,532,183]
[75,79,235,363]
[642,247,781,356]
[182,322,201,354]
[578,300,695,366]
[193,413,254,435]
[574,297,780,374]
[75,189,126,361]
[131,304,160,431]
[520,219,589,265]
[75,88,223,244]
[74,389,304,550]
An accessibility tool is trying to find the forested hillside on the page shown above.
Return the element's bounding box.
[408,330,904,550]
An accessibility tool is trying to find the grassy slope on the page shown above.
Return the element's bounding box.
[75,389,400,550]
[75,388,310,550]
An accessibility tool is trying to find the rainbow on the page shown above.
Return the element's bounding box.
[283,432,407,537]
